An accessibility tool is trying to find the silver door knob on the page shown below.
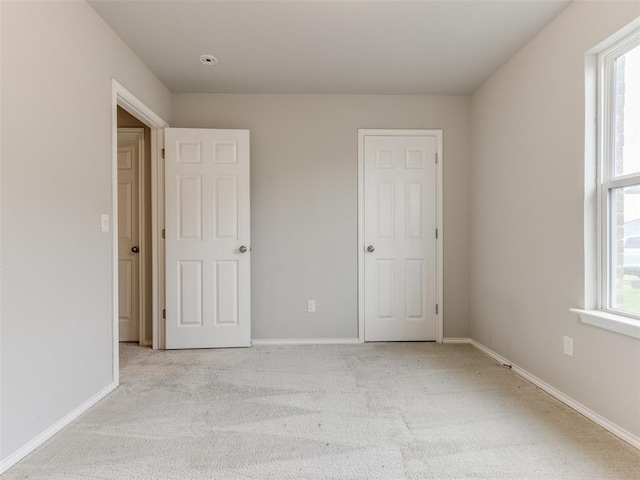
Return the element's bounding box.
[239,245,248,253]
[367,245,375,253]
[131,246,140,253]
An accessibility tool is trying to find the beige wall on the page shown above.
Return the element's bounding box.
[117,107,152,345]
[1,1,171,462]
[173,94,471,340]
[470,1,640,438]
[9,0,640,468]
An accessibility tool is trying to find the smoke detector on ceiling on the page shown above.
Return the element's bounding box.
[199,54,218,66]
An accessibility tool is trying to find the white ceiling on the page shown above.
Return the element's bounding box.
[88,0,571,95]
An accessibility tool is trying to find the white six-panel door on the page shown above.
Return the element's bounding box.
[164,128,251,349]
[362,131,440,341]
[118,128,143,342]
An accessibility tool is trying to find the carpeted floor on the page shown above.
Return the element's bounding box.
[4,342,640,479]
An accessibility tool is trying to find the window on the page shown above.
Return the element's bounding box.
[599,29,640,318]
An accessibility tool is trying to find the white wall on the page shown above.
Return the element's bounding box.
[470,1,640,439]
[0,0,171,463]
[173,94,471,340]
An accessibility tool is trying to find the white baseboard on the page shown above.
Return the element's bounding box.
[252,338,361,346]
[442,337,472,344]
[468,339,640,451]
[0,382,117,474]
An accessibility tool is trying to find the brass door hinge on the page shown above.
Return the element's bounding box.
[161,148,165,159]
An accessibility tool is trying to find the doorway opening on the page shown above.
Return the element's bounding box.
[112,81,168,385]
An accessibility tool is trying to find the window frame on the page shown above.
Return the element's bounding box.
[597,29,640,320]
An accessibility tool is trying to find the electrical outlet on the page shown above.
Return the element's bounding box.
[307,300,316,313]
[563,336,573,357]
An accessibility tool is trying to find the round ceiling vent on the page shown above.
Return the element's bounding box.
[199,54,218,66]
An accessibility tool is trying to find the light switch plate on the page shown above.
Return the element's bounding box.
[101,214,109,233]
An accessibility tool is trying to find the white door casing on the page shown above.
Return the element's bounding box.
[164,128,251,349]
[117,128,144,342]
[359,130,442,342]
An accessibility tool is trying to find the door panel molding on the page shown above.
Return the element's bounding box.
[357,129,443,343]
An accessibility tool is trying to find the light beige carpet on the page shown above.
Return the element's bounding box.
[4,343,640,479]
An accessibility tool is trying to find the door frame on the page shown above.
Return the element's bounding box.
[111,80,168,385]
[357,129,444,343]
[117,127,146,344]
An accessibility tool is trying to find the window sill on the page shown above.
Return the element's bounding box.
[570,309,640,339]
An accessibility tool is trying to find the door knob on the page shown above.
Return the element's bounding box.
[367,245,375,253]
[131,246,140,253]
[239,245,248,253]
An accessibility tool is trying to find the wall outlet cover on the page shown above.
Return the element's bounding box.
[563,336,574,357]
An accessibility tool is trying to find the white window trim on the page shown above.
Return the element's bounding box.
[571,309,640,339]
[573,27,640,339]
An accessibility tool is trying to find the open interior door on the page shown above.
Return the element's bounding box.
[164,128,250,349]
